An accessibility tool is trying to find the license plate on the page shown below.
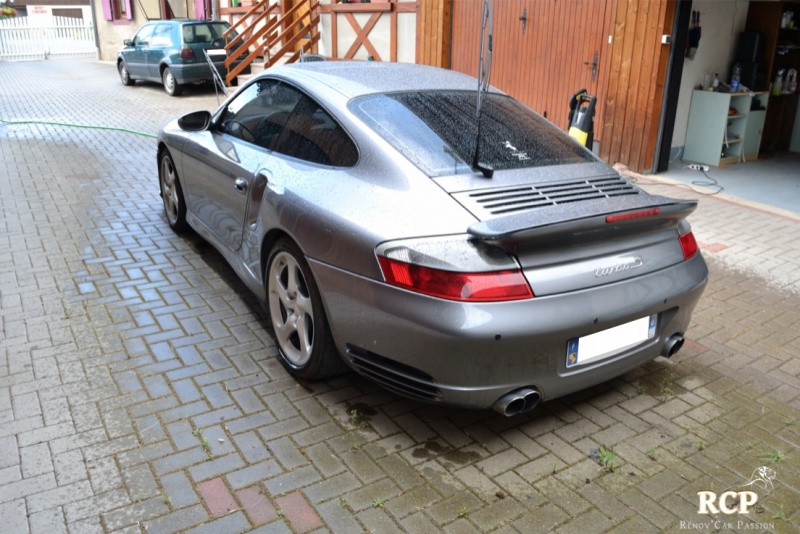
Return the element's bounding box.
[566,315,657,368]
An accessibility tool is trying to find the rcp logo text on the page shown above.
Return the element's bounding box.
[696,466,776,515]
[697,491,757,514]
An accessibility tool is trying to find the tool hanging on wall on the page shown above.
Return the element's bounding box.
[686,10,701,59]
[567,89,596,149]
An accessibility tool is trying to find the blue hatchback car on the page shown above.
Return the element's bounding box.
[117,20,249,96]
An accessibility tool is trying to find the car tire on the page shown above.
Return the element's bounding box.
[158,150,188,233]
[162,67,183,97]
[265,238,345,380]
[118,61,134,86]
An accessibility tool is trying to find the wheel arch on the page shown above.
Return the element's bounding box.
[260,229,291,283]
[156,142,172,187]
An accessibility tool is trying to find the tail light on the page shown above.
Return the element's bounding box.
[179,46,195,59]
[376,236,533,302]
[679,230,698,260]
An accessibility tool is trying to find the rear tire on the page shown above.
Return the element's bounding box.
[162,67,183,96]
[118,61,134,86]
[265,239,345,380]
[158,150,188,233]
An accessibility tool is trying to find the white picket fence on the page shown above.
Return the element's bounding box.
[0,16,96,60]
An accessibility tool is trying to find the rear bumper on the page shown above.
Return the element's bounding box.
[169,60,251,84]
[310,253,708,410]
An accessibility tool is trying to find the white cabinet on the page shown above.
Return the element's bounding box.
[683,91,769,167]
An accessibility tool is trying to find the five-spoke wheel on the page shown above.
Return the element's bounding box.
[266,239,344,379]
[158,150,187,232]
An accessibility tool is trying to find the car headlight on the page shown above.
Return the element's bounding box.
[375,235,534,302]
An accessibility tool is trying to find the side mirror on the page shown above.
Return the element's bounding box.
[123,39,133,46]
[178,110,212,132]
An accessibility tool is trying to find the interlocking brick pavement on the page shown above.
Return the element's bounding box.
[1,58,799,533]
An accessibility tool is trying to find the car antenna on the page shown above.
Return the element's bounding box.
[472,0,494,179]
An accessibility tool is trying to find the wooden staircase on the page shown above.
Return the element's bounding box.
[222,0,321,86]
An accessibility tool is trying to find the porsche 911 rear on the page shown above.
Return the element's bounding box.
[157,62,707,416]
[315,190,706,415]
[318,87,709,415]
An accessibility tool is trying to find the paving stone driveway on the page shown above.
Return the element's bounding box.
[1,58,799,534]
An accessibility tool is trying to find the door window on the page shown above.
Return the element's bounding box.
[133,24,155,46]
[219,78,358,167]
[151,23,175,47]
[220,79,298,150]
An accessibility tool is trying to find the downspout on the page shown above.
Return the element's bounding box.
[89,0,101,60]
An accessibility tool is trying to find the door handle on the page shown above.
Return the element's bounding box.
[584,52,598,82]
[235,178,248,193]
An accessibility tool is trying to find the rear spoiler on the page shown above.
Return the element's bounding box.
[467,194,698,241]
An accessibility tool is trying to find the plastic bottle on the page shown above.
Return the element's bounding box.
[731,63,741,91]
[712,73,720,91]
[773,71,784,96]
[703,71,711,90]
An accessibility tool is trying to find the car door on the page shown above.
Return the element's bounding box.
[147,23,176,80]
[124,23,155,78]
[180,78,299,251]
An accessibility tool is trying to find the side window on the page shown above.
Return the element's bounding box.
[133,24,155,46]
[151,24,174,47]
[273,94,358,167]
[219,79,299,150]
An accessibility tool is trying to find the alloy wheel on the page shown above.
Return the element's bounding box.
[267,251,315,367]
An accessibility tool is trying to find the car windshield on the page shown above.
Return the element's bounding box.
[350,91,594,177]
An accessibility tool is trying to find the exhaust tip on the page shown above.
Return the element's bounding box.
[662,334,685,358]
[492,387,541,416]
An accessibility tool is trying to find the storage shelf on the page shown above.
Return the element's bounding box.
[684,91,769,167]
[720,155,743,165]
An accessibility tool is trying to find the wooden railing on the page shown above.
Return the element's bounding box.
[319,0,415,62]
[222,0,320,86]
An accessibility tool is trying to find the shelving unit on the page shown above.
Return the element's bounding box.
[746,1,800,152]
[743,93,770,159]
[683,91,769,167]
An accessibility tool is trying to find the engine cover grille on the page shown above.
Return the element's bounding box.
[453,176,641,218]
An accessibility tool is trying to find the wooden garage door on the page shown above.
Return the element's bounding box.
[451,0,614,140]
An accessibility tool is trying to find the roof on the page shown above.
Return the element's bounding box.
[269,61,494,99]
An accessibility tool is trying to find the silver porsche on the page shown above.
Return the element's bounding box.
[157,62,708,416]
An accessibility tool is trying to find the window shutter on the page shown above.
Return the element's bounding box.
[101,0,112,21]
[194,0,207,19]
[125,0,133,20]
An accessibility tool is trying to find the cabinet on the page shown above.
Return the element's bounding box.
[684,91,769,167]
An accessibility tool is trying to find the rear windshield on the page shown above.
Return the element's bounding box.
[182,22,232,44]
[350,91,594,177]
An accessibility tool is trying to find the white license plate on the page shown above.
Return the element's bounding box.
[566,315,657,368]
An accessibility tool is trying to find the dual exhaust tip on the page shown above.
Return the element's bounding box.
[492,387,541,417]
[492,335,686,417]
[662,334,685,358]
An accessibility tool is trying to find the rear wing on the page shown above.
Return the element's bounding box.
[467,194,698,242]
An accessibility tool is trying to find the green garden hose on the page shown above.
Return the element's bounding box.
[0,118,157,138]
